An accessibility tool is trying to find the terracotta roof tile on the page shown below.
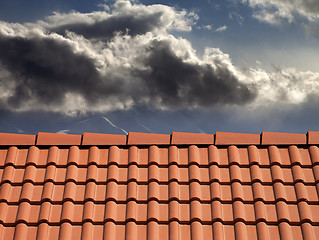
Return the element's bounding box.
[82,132,127,145]
[308,131,319,144]
[215,132,260,145]
[261,132,307,145]
[171,132,214,145]
[127,132,170,145]
[0,131,319,239]
[36,132,82,145]
[0,133,36,145]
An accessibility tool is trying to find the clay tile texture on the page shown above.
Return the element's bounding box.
[0,131,319,239]
[0,133,36,145]
[127,132,170,145]
[36,132,82,145]
[215,132,260,145]
[308,131,319,145]
[82,132,127,145]
[261,132,307,145]
[171,132,214,145]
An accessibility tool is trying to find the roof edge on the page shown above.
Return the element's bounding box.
[0,131,316,146]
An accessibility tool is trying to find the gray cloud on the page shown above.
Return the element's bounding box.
[0,31,256,114]
[44,1,197,38]
[138,40,256,108]
[0,0,318,115]
[0,36,108,107]
[51,12,165,39]
[242,0,319,24]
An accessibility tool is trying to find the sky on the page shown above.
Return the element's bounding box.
[0,0,319,135]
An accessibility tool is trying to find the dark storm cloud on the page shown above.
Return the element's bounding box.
[0,33,256,113]
[138,40,256,107]
[52,12,164,39]
[0,34,126,111]
[2,0,299,114]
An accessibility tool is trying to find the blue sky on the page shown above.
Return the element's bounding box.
[0,0,319,135]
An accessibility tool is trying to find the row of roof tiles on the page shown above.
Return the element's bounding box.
[1,145,319,167]
[2,222,317,240]
[1,131,319,146]
[1,181,318,203]
[1,163,318,185]
[1,200,319,224]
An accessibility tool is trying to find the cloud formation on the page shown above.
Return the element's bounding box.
[241,0,319,24]
[0,0,318,115]
[44,1,198,39]
[215,25,227,32]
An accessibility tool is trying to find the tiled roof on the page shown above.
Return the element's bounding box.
[0,131,319,239]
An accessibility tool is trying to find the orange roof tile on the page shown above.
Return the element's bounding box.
[0,131,319,239]
[171,132,214,145]
[308,131,319,145]
[36,132,82,145]
[127,132,170,145]
[0,133,36,145]
[215,132,260,145]
[261,132,307,145]
[82,132,127,145]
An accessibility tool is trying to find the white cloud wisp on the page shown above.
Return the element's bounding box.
[241,0,319,24]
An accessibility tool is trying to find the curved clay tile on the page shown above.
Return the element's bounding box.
[1,131,319,239]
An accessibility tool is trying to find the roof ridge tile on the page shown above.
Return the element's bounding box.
[0,133,36,146]
[308,131,319,145]
[171,132,214,145]
[261,132,306,145]
[127,132,170,145]
[215,132,260,146]
[36,132,82,146]
[82,132,127,146]
[0,131,318,146]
